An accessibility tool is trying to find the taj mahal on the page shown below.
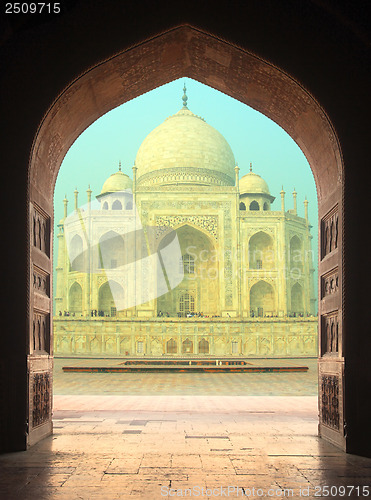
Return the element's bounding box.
[54,87,317,357]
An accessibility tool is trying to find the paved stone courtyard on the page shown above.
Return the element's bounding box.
[1,359,370,499]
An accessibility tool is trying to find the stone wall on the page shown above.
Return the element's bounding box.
[54,317,317,357]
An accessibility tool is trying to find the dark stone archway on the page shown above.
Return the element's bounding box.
[1,0,370,457]
[28,24,344,450]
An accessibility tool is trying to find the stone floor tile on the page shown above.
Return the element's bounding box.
[140,454,172,468]
[2,372,371,499]
[171,454,202,468]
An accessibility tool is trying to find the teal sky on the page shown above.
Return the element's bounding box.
[53,77,318,302]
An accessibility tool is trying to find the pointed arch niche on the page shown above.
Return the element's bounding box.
[28,26,344,450]
[68,282,83,315]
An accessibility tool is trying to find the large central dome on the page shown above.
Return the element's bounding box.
[135,98,236,188]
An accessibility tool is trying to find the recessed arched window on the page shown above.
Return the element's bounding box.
[98,280,124,316]
[263,202,269,211]
[249,201,260,211]
[102,201,108,210]
[250,280,275,317]
[69,281,83,314]
[181,254,195,274]
[112,200,122,210]
[166,338,177,354]
[290,235,303,274]
[291,282,303,314]
[98,231,125,269]
[198,338,209,354]
[69,234,84,271]
[239,201,246,210]
[248,231,275,270]
[182,338,193,354]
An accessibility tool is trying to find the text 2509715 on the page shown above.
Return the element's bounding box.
[5,3,61,14]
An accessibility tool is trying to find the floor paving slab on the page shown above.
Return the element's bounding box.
[1,368,370,499]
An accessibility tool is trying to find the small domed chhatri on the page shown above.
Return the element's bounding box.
[135,85,236,187]
[239,163,275,211]
[240,168,270,195]
[55,84,317,360]
[100,163,133,194]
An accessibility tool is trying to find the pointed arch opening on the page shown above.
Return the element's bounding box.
[249,231,275,270]
[166,338,177,354]
[68,281,82,315]
[112,200,122,210]
[198,338,210,354]
[98,280,124,317]
[98,230,125,269]
[290,235,304,276]
[25,25,346,452]
[250,280,275,317]
[182,338,193,354]
[69,234,84,272]
[291,282,304,316]
[157,224,218,317]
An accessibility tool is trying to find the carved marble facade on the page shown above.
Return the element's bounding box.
[54,317,317,357]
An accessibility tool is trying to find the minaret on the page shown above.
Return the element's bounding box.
[55,196,68,315]
[87,185,92,207]
[280,186,285,213]
[279,186,287,314]
[303,196,314,313]
[132,162,137,200]
[292,188,297,215]
[86,185,92,316]
[235,163,241,317]
[304,197,309,224]
[234,163,240,191]
[63,194,68,219]
[74,187,79,211]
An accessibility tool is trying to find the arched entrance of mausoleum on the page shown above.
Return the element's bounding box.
[27,25,344,450]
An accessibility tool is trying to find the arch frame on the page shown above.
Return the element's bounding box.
[27,25,344,450]
[156,221,217,252]
[249,279,277,317]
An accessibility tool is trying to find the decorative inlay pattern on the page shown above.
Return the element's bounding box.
[246,227,275,239]
[321,268,339,298]
[155,215,218,240]
[33,267,50,296]
[32,372,50,428]
[321,206,338,258]
[321,374,340,431]
[32,205,50,256]
[137,167,234,187]
[322,311,339,355]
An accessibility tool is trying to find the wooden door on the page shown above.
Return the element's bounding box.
[318,187,345,450]
[27,202,53,447]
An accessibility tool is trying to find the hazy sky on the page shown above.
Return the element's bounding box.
[53,77,318,299]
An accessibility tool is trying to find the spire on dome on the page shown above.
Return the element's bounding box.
[118,161,122,172]
[182,83,188,109]
[249,162,253,173]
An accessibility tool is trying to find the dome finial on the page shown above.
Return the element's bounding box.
[118,160,122,172]
[250,162,253,173]
[182,82,188,109]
